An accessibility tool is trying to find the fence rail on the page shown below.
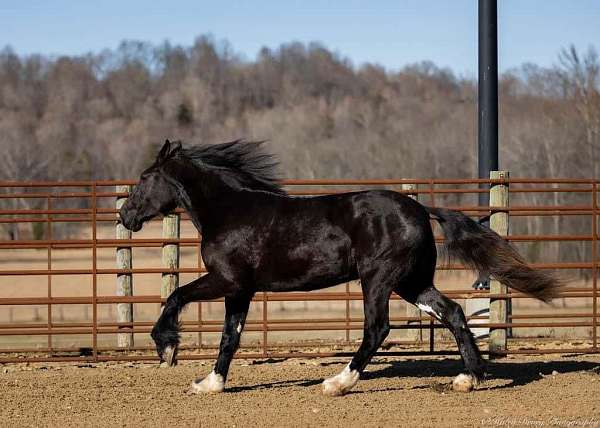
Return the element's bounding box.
[0,177,598,363]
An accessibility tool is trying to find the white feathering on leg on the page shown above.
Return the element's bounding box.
[188,371,225,394]
[452,373,476,392]
[322,364,360,396]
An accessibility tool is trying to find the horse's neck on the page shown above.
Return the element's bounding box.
[168,161,239,231]
[175,181,204,232]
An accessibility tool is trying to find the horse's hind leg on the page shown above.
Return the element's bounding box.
[401,285,486,392]
[322,276,392,396]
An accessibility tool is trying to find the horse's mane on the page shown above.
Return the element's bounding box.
[177,140,286,195]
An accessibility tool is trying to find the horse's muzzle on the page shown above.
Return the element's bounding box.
[119,207,143,232]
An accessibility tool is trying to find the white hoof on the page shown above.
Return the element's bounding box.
[188,371,225,394]
[452,373,476,392]
[160,345,177,367]
[322,364,360,397]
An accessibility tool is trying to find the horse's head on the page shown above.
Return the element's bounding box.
[119,140,182,232]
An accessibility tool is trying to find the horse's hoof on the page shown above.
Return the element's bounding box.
[322,380,345,396]
[322,364,359,397]
[452,373,476,392]
[188,371,225,394]
[160,345,177,367]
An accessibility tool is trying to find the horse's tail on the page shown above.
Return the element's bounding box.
[425,206,562,303]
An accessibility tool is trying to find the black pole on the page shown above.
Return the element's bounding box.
[478,0,498,196]
[474,0,498,290]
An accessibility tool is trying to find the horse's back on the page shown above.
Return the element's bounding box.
[342,190,435,279]
[251,190,435,290]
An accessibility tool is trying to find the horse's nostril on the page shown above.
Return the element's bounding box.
[119,208,137,228]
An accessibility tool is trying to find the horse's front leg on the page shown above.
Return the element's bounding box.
[151,273,227,366]
[322,273,391,396]
[189,296,251,394]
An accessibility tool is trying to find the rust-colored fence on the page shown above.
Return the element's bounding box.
[0,177,598,363]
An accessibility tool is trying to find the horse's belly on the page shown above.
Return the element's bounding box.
[259,264,357,292]
[255,234,356,292]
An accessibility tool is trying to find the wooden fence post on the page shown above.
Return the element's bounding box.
[116,185,133,348]
[489,170,509,356]
[402,183,421,342]
[161,213,180,303]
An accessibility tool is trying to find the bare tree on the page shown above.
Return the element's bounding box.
[556,45,600,178]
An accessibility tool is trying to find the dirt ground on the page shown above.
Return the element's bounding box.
[1,354,600,428]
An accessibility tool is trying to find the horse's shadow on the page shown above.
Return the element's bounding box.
[226,378,322,393]
[225,358,599,393]
[361,358,599,391]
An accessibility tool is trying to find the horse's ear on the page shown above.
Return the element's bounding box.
[157,139,171,163]
[170,140,182,155]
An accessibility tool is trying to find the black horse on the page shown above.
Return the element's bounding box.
[119,140,560,396]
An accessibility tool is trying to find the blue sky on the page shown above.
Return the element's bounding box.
[1,0,598,75]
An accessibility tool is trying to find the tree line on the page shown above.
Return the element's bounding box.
[1,36,598,181]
